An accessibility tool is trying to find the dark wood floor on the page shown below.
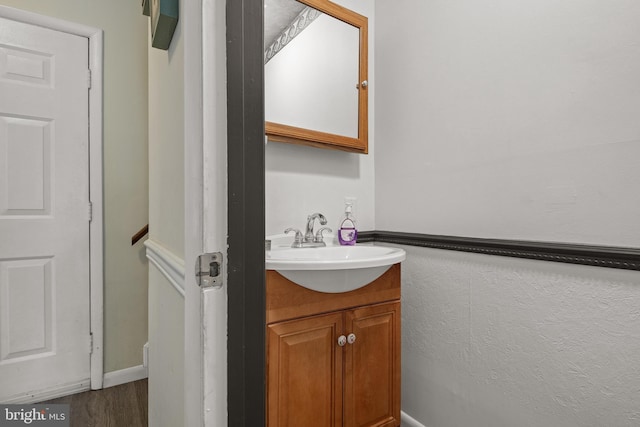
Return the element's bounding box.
[41,379,147,427]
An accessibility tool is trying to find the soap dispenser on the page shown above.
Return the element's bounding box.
[338,202,357,246]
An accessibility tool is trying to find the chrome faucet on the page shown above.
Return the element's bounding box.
[285,213,332,248]
[305,213,327,242]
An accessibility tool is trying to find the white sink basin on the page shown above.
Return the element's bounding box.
[266,237,406,293]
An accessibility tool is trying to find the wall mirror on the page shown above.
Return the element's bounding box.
[264,0,368,153]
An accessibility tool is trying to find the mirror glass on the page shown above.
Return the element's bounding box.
[264,0,368,153]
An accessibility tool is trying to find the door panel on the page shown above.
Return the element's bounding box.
[344,302,401,427]
[0,16,90,402]
[0,257,53,361]
[267,312,343,427]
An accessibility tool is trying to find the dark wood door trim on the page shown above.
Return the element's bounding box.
[226,0,265,425]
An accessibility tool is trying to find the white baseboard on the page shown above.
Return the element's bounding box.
[143,342,149,368]
[2,380,90,404]
[402,411,427,427]
[103,364,148,389]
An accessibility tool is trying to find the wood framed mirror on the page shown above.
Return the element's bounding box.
[264,0,368,153]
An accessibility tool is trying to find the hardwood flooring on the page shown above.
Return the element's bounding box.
[41,379,147,427]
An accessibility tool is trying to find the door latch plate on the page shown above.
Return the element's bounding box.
[196,252,223,288]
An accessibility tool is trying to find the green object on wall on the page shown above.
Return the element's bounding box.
[142,0,150,17]
[150,0,178,50]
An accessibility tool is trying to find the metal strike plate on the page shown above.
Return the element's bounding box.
[196,252,223,288]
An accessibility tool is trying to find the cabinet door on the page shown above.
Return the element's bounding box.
[267,312,344,427]
[344,302,401,427]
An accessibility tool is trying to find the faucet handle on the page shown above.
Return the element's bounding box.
[284,228,304,248]
[314,227,332,243]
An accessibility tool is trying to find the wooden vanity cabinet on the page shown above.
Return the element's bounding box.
[266,264,401,427]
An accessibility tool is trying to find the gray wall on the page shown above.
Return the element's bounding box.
[375,0,640,426]
[0,0,150,373]
[147,0,185,423]
[400,246,639,427]
[375,0,640,247]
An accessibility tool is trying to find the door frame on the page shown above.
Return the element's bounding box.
[226,0,266,425]
[183,0,264,424]
[0,6,104,391]
[184,0,265,424]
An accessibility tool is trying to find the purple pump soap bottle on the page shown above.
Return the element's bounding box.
[338,202,357,245]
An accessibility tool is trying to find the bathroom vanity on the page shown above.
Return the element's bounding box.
[266,264,401,427]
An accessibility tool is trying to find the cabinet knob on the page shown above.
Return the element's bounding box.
[337,335,347,347]
[347,333,356,345]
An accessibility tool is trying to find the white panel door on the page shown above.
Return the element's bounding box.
[0,16,91,402]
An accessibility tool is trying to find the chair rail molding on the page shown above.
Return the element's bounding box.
[145,238,185,297]
[358,231,640,271]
